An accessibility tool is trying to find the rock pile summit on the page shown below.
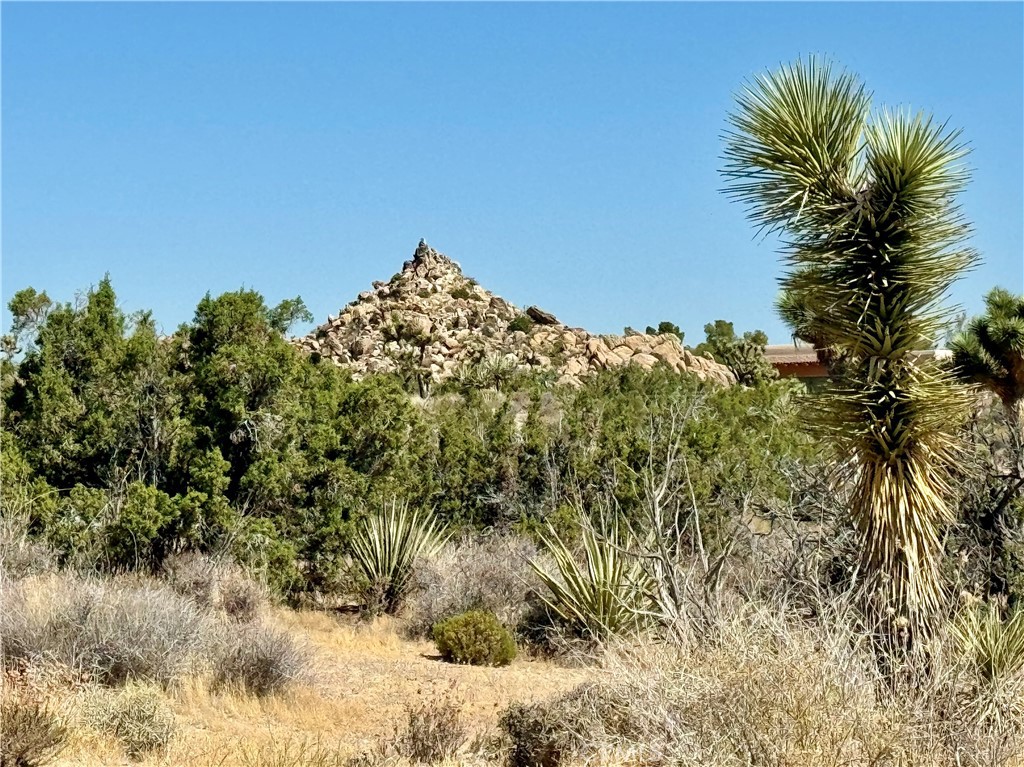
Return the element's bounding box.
[295,241,734,388]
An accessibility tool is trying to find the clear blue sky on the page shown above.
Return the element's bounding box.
[3,2,1022,343]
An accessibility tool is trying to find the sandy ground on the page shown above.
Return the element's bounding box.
[51,608,593,766]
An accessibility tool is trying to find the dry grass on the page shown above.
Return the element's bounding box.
[1,573,221,687]
[497,603,1024,767]
[81,683,177,759]
[212,624,309,696]
[17,598,1024,767]
[0,513,57,584]
[163,552,268,624]
[7,542,1023,767]
[29,606,588,767]
[383,685,469,764]
[0,694,69,767]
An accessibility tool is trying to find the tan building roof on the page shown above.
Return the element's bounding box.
[763,344,952,372]
[763,344,819,366]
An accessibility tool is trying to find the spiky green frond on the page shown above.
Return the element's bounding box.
[530,515,649,639]
[776,106,975,357]
[953,605,1024,684]
[350,499,449,614]
[777,282,816,338]
[983,287,1024,320]
[809,350,971,615]
[952,605,1024,725]
[722,57,870,237]
[951,329,1007,389]
[723,57,976,620]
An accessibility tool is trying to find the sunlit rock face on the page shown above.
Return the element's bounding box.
[295,240,734,388]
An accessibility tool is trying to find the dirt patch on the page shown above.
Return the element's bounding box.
[50,608,592,766]
[275,609,592,748]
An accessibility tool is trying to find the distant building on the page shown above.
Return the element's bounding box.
[764,343,827,380]
[764,343,952,383]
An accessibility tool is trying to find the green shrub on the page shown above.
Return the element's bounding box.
[644,321,684,343]
[449,286,477,301]
[507,315,533,334]
[432,610,517,666]
[0,697,68,767]
[85,684,175,760]
[3,274,818,603]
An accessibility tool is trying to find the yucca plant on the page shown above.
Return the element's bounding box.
[530,514,649,640]
[350,499,448,615]
[951,605,1024,724]
[722,58,976,623]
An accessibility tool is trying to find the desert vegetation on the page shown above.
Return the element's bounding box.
[1,57,1022,766]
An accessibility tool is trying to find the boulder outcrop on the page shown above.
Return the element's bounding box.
[294,241,734,388]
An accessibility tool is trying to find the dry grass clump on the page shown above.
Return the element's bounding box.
[0,694,68,767]
[406,535,541,638]
[498,600,1024,767]
[82,683,176,759]
[499,682,646,767]
[234,736,348,767]
[0,538,57,585]
[0,514,57,584]
[163,552,268,623]
[350,688,472,767]
[0,573,221,687]
[666,617,900,765]
[1,572,313,702]
[213,624,310,696]
[388,689,468,765]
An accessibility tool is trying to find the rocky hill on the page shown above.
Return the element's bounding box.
[295,241,734,388]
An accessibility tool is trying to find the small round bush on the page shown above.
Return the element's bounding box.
[218,576,266,623]
[432,610,517,667]
[162,553,267,623]
[85,684,176,760]
[507,315,534,334]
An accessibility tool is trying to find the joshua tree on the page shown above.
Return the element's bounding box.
[951,288,1024,607]
[722,58,976,622]
[694,320,777,387]
[951,287,1024,429]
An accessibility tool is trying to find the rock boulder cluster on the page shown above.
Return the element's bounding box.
[295,241,734,388]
